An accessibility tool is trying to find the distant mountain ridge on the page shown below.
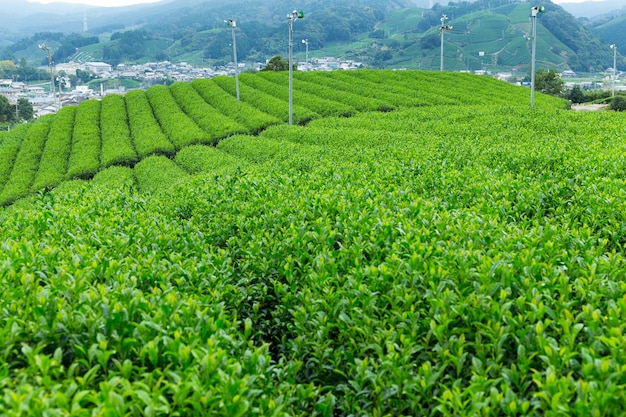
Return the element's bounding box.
[557,0,626,18]
[0,0,623,74]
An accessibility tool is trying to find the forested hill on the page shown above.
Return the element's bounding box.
[1,0,622,73]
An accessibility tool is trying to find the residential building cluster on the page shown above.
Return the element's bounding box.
[0,57,367,117]
[0,56,622,118]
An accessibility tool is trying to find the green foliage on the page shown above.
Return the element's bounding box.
[66,100,101,180]
[5,31,98,64]
[260,71,380,113]
[314,70,418,107]
[3,0,620,73]
[17,98,34,121]
[3,70,626,415]
[175,144,247,175]
[240,72,355,118]
[189,79,279,135]
[104,29,148,64]
[0,94,16,124]
[0,123,30,191]
[610,95,626,111]
[296,71,395,112]
[92,165,136,190]
[535,68,565,97]
[76,69,95,84]
[567,85,585,104]
[0,118,51,205]
[169,81,248,141]
[3,104,626,415]
[32,106,76,191]
[591,13,626,52]
[217,134,302,164]
[212,75,318,124]
[100,94,138,168]
[0,70,567,207]
[134,154,188,193]
[261,55,290,72]
[125,89,175,158]
[540,2,614,72]
[145,85,209,149]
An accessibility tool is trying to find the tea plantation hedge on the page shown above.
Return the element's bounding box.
[3,71,616,416]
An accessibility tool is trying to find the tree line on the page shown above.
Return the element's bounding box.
[0,96,33,125]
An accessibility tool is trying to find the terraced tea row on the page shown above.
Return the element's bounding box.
[3,102,626,416]
[0,70,566,206]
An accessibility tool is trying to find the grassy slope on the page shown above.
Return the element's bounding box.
[6,72,626,415]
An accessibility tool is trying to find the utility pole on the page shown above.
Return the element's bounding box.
[440,14,453,71]
[302,38,309,70]
[39,43,59,112]
[226,19,240,101]
[530,5,544,108]
[288,10,304,125]
[610,44,617,98]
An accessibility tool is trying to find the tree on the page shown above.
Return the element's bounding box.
[610,96,626,112]
[262,55,290,72]
[567,85,585,104]
[0,95,16,123]
[17,98,34,121]
[0,60,17,78]
[76,69,94,84]
[535,68,564,97]
[15,58,38,83]
[420,34,439,51]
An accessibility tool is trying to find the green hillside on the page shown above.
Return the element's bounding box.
[591,14,626,58]
[2,0,620,73]
[375,1,615,72]
[6,71,626,415]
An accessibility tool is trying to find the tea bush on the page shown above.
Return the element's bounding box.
[189,79,279,135]
[125,89,175,158]
[169,81,248,141]
[32,106,76,191]
[0,117,51,205]
[100,94,138,168]
[66,99,101,180]
[2,84,626,414]
[145,85,209,149]
[212,75,318,124]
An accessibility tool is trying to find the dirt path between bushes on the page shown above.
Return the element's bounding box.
[571,103,608,111]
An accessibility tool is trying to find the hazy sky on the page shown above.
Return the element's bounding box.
[29,0,162,6]
[551,0,606,3]
[27,0,606,6]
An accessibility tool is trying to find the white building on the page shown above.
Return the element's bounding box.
[85,62,113,75]
[56,62,85,74]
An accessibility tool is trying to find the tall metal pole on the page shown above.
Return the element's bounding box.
[530,13,537,107]
[39,43,58,112]
[440,15,446,71]
[288,14,294,125]
[227,19,240,101]
[530,6,543,108]
[611,44,617,98]
[57,76,63,105]
[287,10,303,126]
[302,39,309,69]
[440,15,452,71]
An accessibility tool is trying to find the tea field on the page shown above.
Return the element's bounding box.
[2,70,626,415]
